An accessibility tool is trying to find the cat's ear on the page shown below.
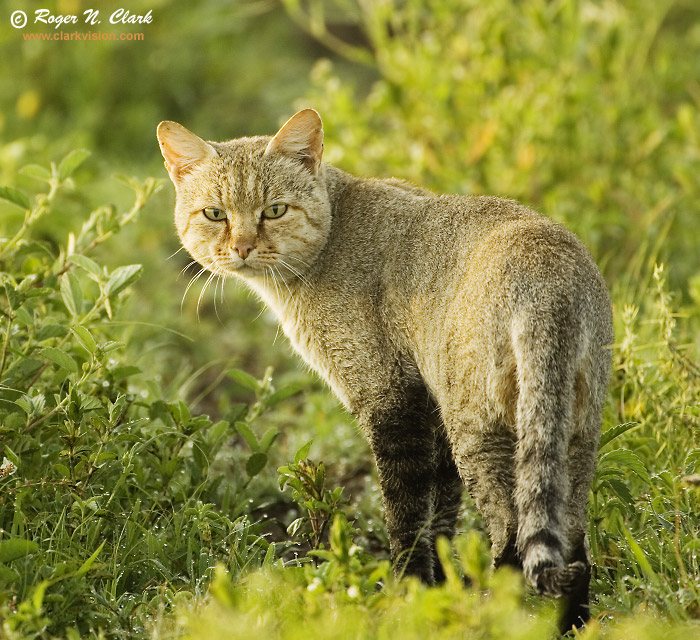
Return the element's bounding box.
[264,109,324,174]
[157,121,217,180]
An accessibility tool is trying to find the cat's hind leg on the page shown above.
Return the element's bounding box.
[431,423,463,583]
[558,366,607,631]
[445,412,519,571]
[365,383,439,584]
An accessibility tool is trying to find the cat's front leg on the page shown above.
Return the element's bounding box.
[363,383,438,584]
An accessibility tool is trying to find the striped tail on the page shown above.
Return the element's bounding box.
[511,311,585,596]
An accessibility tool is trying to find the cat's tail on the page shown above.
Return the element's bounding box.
[511,309,586,596]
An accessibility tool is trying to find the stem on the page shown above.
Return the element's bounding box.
[282,0,375,68]
[26,362,50,390]
[76,189,150,257]
[0,178,61,260]
[24,399,66,433]
[0,314,11,378]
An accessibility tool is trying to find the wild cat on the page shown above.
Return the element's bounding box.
[157,109,612,631]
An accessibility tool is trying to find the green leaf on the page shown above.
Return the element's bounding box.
[32,580,48,611]
[41,347,78,373]
[0,539,39,563]
[78,392,102,411]
[58,149,91,181]
[115,174,143,191]
[69,254,102,279]
[599,422,640,450]
[111,365,141,381]
[260,427,279,453]
[246,452,268,478]
[227,369,260,392]
[76,541,105,578]
[16,242,53,259]
[235,422,259,451]
[71,325,97,354]
[595,467,625,482]
[621,525,657,582]
[0,186,31,210]
[36,324,68,340]
[4,447,19,467]
[684,448,700,475]
[20,164,52,182]
[203,421,229,451]
[100,341,125,353]
[14,306,34,327]
[177,400,191,424]
[605,478,635,509]
[294,440,313,463]
[0,565,20,584]
[225,403,248,423]
[599,448,651,485]
[55,464,71,478]
[265,384,302,406]
[262,542,276,567]
[60,272,83,317]
[682,539,700,554]
[286,517,305,537]
[105,264,143,296]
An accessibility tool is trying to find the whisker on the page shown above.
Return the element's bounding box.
[181,253,222,314]
[274,264,294,300]
[182,268,206,313]
[166,246,187,261]
[253,271,269,321]
[197,271,218,321]
[278,258,312,290]
[272,320,283,346]
[178,260,198,280]
[213,273,225,325]
[285,254,312,269]
[269,265,281,302]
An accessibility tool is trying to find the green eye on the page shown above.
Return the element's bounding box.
[262,204,288,219]
[203,207,226,221]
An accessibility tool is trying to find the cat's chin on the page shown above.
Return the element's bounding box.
[226,262,267,279]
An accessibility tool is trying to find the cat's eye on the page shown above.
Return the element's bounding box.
[262,204,288,219]
[203,207,226,221]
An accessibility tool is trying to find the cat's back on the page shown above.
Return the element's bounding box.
[329,171,539,271]
[348,184,612,395]
[366,185,602,303]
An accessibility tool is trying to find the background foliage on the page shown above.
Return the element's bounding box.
[1,0,700,637]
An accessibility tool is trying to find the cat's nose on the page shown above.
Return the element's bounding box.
[234,242,256,260]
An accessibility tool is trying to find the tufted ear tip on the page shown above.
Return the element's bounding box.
[264,109,324,174]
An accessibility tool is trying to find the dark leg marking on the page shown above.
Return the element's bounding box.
[366,384,438,584]
[558,542,591,633]
[431,424,463,583]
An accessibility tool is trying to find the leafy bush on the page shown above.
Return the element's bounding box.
[0,154,303,637]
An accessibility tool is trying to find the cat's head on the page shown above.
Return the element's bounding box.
[156,109,331,284]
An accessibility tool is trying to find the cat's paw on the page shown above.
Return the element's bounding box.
[534,561,587,597]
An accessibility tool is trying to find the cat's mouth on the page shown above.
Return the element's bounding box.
[199,250,303,283]
[198,251,262,277]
